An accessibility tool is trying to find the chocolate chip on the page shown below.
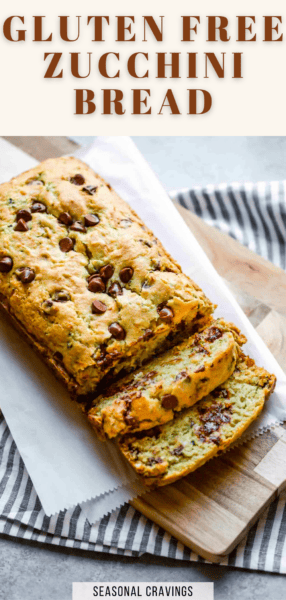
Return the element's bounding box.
[108,282,122,297]
[193,347,210,356]
[15,219,29,232]
[212,388,229,399]
[157,305,174,322]
[143,329,154,341]
[84,214,100,227]
[147,457,163,466]
[59,237,74,252]
[17,267,35,284]
[119,267,133,284]
[92,300,107,314]
[108,322,126,340]
[99,264,114,281]
[53,290,70,302]
[195,366,206,373]
[140,239,152,248]
[0,256,13,273]
[54,351,63,361]
[125,414,140,428]
[70,174,85,186]
[161,394,178,410]
[136,426,161,440]
[205,327,223,343]
[140,370,157,383]
[96,347,119,369]
[209,435,221,446]
[16,209,32,222]
[88,276,106,293]
[82,185,98,195]
[171,444,184,456]
[42,299,54,313]
[70,221,86,233]
[31,202,46,213]
[175,370,188,382]
[58,212,73,226]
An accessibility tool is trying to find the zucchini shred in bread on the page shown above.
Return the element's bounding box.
[88,319,247,440]
[0,157,215,397]
[118,353,276,487]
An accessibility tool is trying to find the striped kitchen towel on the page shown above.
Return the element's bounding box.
[1,410,286,572]
[1,181,286,572]
[171,181,286,270]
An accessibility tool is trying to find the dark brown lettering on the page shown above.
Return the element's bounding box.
[233,53,243,78]
[44,53,63,78]
[59,16,80,42]
[70,53,91,78]
[98,53,120,78]
[264,16,283,41]
[207,16,230,42]
[205,53,225,78]
[75,89,96,114]
[128,53,149,78]
[157,53,180,78]
[188,89,212,114]
[33,16,53,42]
[132,89,151,114]
[237,16,256,42]
[158,89,181,114]
[116,16,135,42]
[3,16,25,41]
[143,16,164,41]
[102,89,125,114]
[188,53,197,78]
[87,16,109,42]
[181,17,200,41]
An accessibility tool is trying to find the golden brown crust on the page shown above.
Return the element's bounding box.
[118,353,276,487]
[0,296,78,394]
[88,319,246,439]
[0,157,215,396]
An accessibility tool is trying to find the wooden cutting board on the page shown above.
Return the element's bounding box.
[131,206,286,562]
[5,137,286,563]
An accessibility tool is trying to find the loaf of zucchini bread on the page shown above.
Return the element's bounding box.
[88,319,247,439]
[0,157,215,397]
[118,353,276,487]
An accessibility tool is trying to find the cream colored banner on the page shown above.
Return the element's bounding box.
[0,0,285,134]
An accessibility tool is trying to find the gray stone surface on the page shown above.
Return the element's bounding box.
[71,136,286,191]
[131,136,286,191]
[1,535,286,600]
[1,137,286,599]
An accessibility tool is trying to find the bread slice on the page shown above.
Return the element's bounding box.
[118,353,276,487]
[88,319,246,439]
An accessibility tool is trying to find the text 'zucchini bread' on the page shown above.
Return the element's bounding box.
[118,353,276,487]
[88,319,247,439]
[0,157,215,397]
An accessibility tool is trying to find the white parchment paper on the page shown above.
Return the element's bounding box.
[0,137,285,522]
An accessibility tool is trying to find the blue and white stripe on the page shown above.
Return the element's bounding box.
[1,410,286,571]
[172,181,286,270]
